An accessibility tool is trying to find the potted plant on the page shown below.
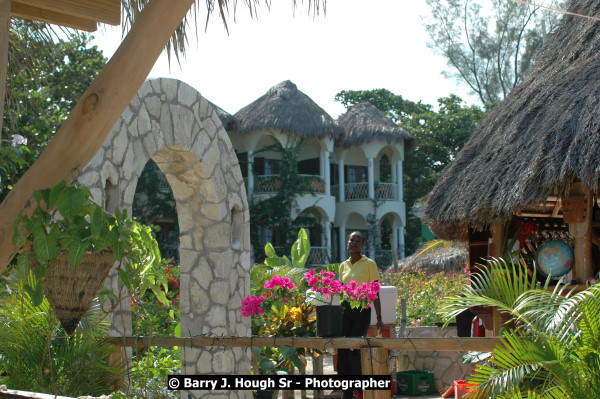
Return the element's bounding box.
[12,180,169,334]
[304,268,381,336]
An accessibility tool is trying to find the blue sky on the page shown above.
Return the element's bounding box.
[92,0,477,118]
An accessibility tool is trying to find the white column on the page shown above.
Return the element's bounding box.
[325,221,331,250]
[324,151,331,196]
[399,226,405,259]
[338,159,345,202]
[248,151,254,198]
[397,160,403,201]
[339,225,346,262]
[368,157,375,199]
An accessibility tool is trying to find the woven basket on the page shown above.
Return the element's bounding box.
[32,249,115,334]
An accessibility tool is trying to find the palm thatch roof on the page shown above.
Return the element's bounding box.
[395,241,468,272]
[208,101,239,131]
[233,80,342,138]
[336,102,414,149]
[423,0,600,241]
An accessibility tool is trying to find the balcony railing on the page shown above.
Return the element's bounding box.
[306,247,330,266]
[248,175,325,194]
[330,182,398,201]
[345,182,369,200]
[271,246,330,267]
[375,182,398,200]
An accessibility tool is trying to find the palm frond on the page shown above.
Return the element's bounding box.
[439,258,535,324]
[119,0,326,64]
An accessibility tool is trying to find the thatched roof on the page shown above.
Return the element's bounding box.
[233,80,342,138]
[208,101,239,131]
[423,0,600,240]
[395,241,468,272]
[336,102,414,149]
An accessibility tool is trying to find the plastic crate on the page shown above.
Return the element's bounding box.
[396,370,435,395]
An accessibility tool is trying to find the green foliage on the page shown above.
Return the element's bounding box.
[335,90,488,255]
[126,346,180,399]
[439,259,600,398]
[1,29,107,201]
[132,159,179,262]
[12,181,169,308]
[249,135,322,261]
[424,0,564,104]
[381,267,468,326]
[249,230,318,374]
[0,266,122,396]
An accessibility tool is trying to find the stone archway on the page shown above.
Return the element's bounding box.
[77,78,251,398]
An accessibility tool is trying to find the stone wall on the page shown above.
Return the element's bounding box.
[400,326,473,393]
[78,78,251,399]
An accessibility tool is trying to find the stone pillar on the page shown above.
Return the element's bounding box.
[338,159,345,202]
[368,157,375,199]
[325,221,332,252]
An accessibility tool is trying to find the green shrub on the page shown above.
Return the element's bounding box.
[381,267,468,326]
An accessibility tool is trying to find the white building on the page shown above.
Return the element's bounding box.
[216,81,413,267]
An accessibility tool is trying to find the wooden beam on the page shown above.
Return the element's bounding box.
[11,2,97,31]
[551,198,561,218]
[0,0,195,272]
[107,336,502,352]
[13,0,119,25]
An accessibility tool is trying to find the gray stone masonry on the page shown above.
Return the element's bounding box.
[78,78,251,399]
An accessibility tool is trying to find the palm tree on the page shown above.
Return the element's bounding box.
[440,259,600,398]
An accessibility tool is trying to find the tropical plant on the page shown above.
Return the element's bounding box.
[0,264,123,396]
[439,258,600,398]
[381,266,468,326]
[11,180,170,310]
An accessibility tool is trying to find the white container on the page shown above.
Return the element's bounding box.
[370,285,398,325]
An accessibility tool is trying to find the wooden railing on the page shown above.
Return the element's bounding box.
[108,336,500,399]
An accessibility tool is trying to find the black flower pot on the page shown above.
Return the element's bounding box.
[316,305,344,337]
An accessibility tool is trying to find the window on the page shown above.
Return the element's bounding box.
[264,159,281,175]
[346,165,367,183]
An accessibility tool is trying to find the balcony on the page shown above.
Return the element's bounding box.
[245,175,326,195]
[331,182,398,201]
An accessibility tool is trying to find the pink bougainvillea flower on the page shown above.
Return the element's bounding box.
[240,294,265,317]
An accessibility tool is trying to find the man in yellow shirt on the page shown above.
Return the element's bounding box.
[338,231,383,399]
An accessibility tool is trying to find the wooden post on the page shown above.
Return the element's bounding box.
[0,0,10,143]
[361,347,390,399]
[312,352,324,399]
[489,222,505,336]
[489,222,505,259]
[0,0,195,272]
[566,183,594,282]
